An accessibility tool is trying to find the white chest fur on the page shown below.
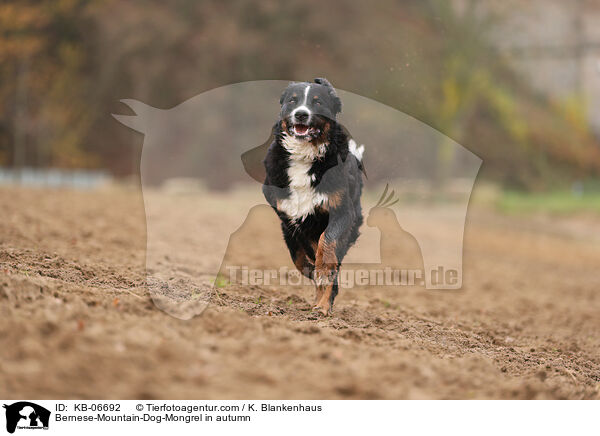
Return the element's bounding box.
[278,134,328,221]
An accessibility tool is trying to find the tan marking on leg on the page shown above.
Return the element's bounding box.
[313,234,338,316]
[313,280,335,316]
[310,239,318,253]
[315,233,337,270]
[327,190,344,209]
[293,246,314,278]
[293,246,306,271]
[314,283,324,306]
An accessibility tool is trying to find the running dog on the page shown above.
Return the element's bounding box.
[263,78,365,315]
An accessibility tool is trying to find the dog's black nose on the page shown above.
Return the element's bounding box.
[294,110,309,123]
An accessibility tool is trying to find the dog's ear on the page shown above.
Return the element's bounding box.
[314,77,333,88]
[279,89,287,105]
[314,77,342,115]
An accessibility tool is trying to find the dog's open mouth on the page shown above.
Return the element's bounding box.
[291,124,318,137]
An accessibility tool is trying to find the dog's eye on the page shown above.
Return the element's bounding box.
[289,97,297,103]
[315,100,321,106]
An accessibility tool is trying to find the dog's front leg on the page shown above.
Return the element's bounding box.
[313,190,354,315]
[313,237,339,315]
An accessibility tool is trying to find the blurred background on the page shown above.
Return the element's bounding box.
[2,0,600,211]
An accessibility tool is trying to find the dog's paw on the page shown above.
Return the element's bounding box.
[311,303,332,317]
[312,286,334,316]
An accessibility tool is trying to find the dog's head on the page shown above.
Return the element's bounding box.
[278,78,341,142]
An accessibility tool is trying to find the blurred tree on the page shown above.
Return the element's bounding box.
[0,0,599,190]
[0,0,100,170]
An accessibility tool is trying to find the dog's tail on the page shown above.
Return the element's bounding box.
[348,139,365,161]
[348,139,367,178]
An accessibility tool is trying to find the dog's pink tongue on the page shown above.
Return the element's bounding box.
[295,125,308,135]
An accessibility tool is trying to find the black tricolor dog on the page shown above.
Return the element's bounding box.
[263,78,365,315]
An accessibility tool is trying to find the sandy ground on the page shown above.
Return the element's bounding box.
[1,185,599,399]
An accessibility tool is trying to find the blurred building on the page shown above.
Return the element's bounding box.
[479,0,600,133]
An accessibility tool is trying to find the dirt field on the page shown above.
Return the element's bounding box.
[1,185,599,399]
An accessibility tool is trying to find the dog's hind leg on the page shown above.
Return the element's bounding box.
[292,245,314,279]
[281,223,315,279]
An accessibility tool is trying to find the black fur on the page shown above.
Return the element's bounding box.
[262,78,364,314]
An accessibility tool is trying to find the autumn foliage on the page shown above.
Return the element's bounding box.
[1,0,599,189]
